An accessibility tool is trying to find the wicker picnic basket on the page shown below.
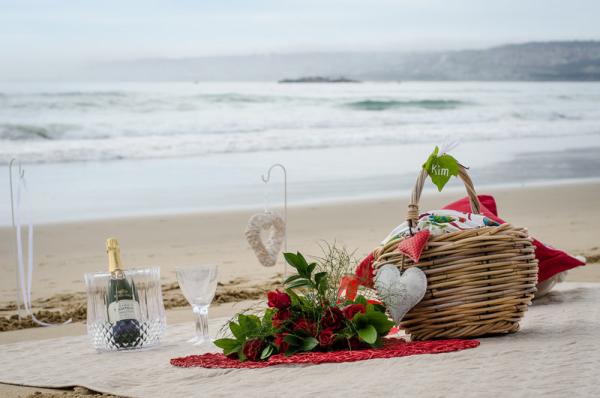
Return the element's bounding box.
[372,165,538,340]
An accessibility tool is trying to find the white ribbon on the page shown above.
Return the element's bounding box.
[438,140,459,156]
[14,170,71,327]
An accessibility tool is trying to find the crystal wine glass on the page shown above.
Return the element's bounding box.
[175,265,218,347]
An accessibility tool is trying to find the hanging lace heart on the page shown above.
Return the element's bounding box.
[375,265,427,324]
[245,212,286,267]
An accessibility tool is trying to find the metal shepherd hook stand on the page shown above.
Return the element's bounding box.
[8,158,24,316]
[261,163,288,278]
[7,159,71,326]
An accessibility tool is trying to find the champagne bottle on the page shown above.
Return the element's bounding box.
[106,238,141,348]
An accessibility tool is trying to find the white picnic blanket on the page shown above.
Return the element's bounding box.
[1,283,599,398]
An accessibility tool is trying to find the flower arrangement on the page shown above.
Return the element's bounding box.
[215,250,394,362]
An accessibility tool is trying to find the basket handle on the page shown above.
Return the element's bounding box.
[407,165,481,227]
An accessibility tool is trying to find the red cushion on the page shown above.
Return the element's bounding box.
[443,195,585,283]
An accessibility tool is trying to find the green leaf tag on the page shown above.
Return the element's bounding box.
[423,146,459,192]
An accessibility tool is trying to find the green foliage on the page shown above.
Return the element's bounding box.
[216,246,395,362]
[260,345,274,360]
[301,337,319,351]
[423,146,459,192]
[214,312,276,362]
[356,305,395,334]
[357,324,377,344]
[284,252,324,292]
[213,338,240,356]
[280,335,319,356]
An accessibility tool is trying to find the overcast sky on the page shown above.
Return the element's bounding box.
[1,0,599,79]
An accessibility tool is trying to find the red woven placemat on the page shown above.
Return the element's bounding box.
[170,338,479,369]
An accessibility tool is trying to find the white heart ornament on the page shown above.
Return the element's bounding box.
[375,264,427,325]
[245,212,285,267]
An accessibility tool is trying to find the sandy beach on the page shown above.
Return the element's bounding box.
[4,3,600,396]
[2,181,599,302]
[1,181,599,397]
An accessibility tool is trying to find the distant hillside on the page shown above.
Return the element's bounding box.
[93,41,600,81]
[401,41,600,81]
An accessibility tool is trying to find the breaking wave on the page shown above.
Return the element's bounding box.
[345,99,467,111]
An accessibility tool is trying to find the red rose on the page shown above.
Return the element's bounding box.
[318,328,336,347]
[267,290,291,309]
[343,304,366,320]
[293,318,317,336]
[242,338,264,361]
[274,333,289,353]
[272,308,291,328]
[320,307,345,330]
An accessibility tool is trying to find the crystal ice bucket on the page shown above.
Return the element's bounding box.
[84,267,166,351]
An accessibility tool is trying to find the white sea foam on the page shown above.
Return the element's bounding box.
[1,81,600,164]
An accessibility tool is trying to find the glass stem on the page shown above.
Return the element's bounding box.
[193,305,210,343]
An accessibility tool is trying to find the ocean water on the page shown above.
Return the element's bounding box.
[2,81,600,164]
[1,81,599,224]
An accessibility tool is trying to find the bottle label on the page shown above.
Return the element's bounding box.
[108,299,141,323]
